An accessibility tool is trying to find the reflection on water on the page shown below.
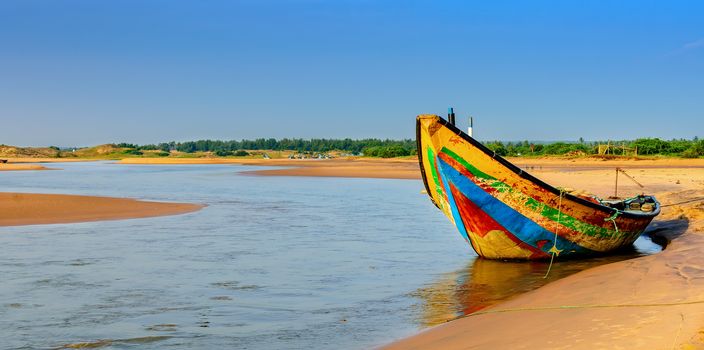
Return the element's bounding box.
[411,236,662,327]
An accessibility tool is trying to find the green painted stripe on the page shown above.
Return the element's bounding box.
[426,146,445,199]
[440,147,496,181]
[439,147,624,238]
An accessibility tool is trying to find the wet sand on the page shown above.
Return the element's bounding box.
[383,161,704,349]
[0,193,203,227]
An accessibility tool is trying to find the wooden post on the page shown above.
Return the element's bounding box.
[614,167,619,198]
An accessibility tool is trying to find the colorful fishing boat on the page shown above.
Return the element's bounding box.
[417,114,660,260]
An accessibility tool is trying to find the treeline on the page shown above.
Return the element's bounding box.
[483,137,704,158]
[115,138,417,157]
[113,137,704,158]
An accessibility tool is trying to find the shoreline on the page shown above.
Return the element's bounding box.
[118,157,422,180]
[0,192,204,227]
[4,155,704,179]
[382,174,704,348]
[383,220,704,349]
[118,156,704,180]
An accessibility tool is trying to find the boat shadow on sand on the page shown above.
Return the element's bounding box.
[411,218,689,327]
[643,218,689,248]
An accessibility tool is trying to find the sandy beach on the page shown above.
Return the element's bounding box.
[0,193,203,227]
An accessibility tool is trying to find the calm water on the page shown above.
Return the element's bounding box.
[0,162,660,349]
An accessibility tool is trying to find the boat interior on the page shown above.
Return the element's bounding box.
[601,195,659,214]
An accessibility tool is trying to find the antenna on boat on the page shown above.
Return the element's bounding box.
[613,167,645,198]
[448,107,456,126]
[468,116,474,137]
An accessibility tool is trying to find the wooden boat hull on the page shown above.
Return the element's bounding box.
[417,114,660,260]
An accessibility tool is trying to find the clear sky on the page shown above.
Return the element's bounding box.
[1,0,702,146]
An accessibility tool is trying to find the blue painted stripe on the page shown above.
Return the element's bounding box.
[436,155,471,243]
[437,157,594,255]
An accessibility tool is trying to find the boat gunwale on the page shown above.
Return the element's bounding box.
[415,114,661,220]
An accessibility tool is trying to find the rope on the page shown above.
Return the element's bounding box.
[467,298,704,317]
[661,196,704,208]
[544,189,565,278]
[604,210,620,233]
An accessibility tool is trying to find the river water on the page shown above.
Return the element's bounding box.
[0,162,660,349]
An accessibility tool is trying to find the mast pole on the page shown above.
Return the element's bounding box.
[448,107,456,126]
[614,167,619,198]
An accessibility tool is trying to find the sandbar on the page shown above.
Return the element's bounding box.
[0,164,52,171]
[0,192,203,227]
[2,157,95,163]
[1,157,99,171]
[119,156,704,181]
[119,157,421,179]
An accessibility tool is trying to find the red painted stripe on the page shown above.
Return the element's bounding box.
[438,151,609,244]
[437,150,624,232]
[438,152,500,195]
[449,182,549,259]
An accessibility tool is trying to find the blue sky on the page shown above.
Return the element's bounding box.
[1,0,702,146]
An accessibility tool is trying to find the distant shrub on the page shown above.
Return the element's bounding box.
[156,151,170,157]
[122,149,143,155]
[91,137,704,159]
[682,140,704,158]
[667,140,691,154]
[115,143,138,149]
[541,142,588,155]
[633,138,670,155]
[484,142,507,156]
[214,150,233,156]
[362,145,410,158]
